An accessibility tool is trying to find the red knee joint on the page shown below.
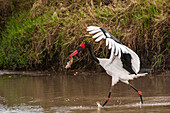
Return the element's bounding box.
[106,97,110,101]
[138,91,142,95]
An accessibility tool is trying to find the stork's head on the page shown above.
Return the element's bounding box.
[67,41,90,58]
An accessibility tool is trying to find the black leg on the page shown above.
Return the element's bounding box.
[129,83,143,104]
[102,86,113,107]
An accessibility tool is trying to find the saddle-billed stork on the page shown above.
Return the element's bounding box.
[67,26,147,107]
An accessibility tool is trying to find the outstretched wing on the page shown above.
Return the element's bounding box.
[87,26,140,74]
[87,26,129,58]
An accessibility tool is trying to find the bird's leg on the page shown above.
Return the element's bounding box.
[102,85,113,107]
[129,83,143,104]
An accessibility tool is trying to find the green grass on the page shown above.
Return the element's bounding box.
[0,0,169,72]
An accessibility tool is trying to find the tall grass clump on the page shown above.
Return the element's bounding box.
[0,0,169,72]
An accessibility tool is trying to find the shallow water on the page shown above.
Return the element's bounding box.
[0,71,170,113]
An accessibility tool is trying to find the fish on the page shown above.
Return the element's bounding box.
[65,57,73,69]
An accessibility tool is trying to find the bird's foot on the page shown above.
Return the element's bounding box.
[96,101,102,108]
[139,101,143,108]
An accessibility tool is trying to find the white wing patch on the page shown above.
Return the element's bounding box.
[87,26,129,59]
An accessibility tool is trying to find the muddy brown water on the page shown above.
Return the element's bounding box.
[0,71,170,113]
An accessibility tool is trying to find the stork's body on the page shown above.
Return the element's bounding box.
[67,26,147,107]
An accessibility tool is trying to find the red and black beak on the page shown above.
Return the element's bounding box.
[67,42,85,59]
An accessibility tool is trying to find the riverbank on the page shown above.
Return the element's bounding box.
[0,69,169,77]
[0,0,169,73]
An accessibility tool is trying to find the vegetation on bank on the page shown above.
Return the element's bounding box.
[0,0,169,72]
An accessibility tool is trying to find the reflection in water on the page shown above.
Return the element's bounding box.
[0,72,170,112]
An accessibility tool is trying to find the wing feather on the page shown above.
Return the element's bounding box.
[112,40,115,52]
[106,38,109,46]
[89,29,101,34]
[108,39,112,49]
[92,32,103,38]
[87,26,129,58]
[87,26,100,31]
[95,34,105,42]
[114,43,119,56]
[125,47,140,73]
